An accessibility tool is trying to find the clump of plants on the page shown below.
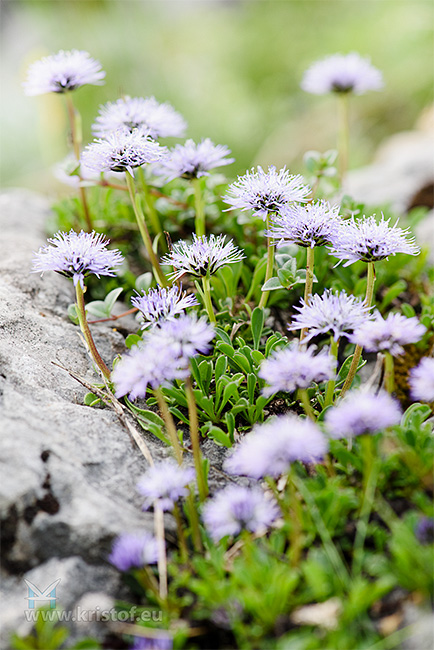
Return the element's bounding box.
[14,49,434,650]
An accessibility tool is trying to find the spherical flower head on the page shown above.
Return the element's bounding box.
[268,201,341,248]
[81,129,166,175]
[259,342,336,396]
[350,311,427,357]
[223,165,311,221]
[225,414,328,479]
[202,485,280,541]
[325,390,402,439]
[415,517,434,545]
[112,339,189,400]
[131,285,199,329]
[161,233,245,281]
[151,312,215,359]
[92,95,187,140]
[32,230,124,289]
[288,289,371,343]
[23,49,105,96]
[409,357,434,403]
[108,532,159,571]
[157,138,234,182]
[132,636,173,650]
[329,214,420,266]
[137,460,195,511]
[301,52,383,95]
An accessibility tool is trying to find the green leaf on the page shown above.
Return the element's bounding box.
[215,355,228,381]
[401,303,416,318]
[135,272,153,293]
[216,342,236,359]
[68,303,79,325]
[125,333,142,349]
[71,639,101,649]
[104,287,123,313]
[251,307,265,349]
[247,373,257,403]
[379,280,407,310]
[204,424,232,447]
[401,402,432,428]
[261,277,285,291]
[232,352,252,374]
[85,300,110,319]
[83,392,101,407]
[215,327,232,345]
[336,354,366,385]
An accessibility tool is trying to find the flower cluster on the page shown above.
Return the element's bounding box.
[350,312,426,356]
[225,415,328,479]
[224,166,311,220]
[108,532,159,571]
[137,460,195,511]
[288,289,371,342]
[132,285,199,329]
[23,49,105,96]
[161,234,245,281]
[329,215,420,266]
[92,95,187,140]
[32,230,124,288]
[132,636,173,650]
[202,485,280,541]
[268,201,341,248]
[157,138,234,182]
[325,390,402,439]
[409,357,434,403]
[301,52,383,95]
[259,343,335,396]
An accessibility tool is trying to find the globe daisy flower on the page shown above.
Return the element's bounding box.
[23,49,105,96]
[131,285,199,329]
[324,390,402,439]
[350,312,427,356]
[202,485,280,542]
[329,214,420,266]
[224,166,311,221]
[151,312,215,358]
[108,532,159,571]
[32,230,124,289]
[92,95,187,140]
[288,289,371,343]
[157,138,234,182]
[225,414,328,479]
[301,52,383,95]
[268,201,342,249]
[409,357,434,403]
[137,460,195,511]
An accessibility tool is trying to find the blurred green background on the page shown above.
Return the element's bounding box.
[1,0,433,193]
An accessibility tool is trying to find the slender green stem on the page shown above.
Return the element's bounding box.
[300,246,315,343]
[338,92,350,182]
[125,170,168,287]
[137,167,165,247]
[173,503,189,562]
[201,275,216,323]
[186,489,203,552]
[185,377,208,501]
[324,337,339,407]
[288,468,304,567]
[65,92,92,231]
[134,567,161,602]
[298,388,315,421]
[193,177,206,237]
[341,262,376,397]
[383,352,395,394]
[153,504,168,602]
[154,388,183,464]
[75,283,111,380]
[258,213,275,309]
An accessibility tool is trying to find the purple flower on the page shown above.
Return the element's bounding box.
[415,517,434,545]
[23,49,105,96]
[137,460,195,511]
[325,390,402,438]
[32,230,124,289]
[151,312,215,358]
[409,357,434,403]
[301,52,383,95]
[92,95,186,140]
[131,636,173,650]
[161,234,245,281]
[157,138,234,182]
[350,312,427,357]
[225,415,328,479]
[131,285,199,329]
[81,129,166,175]
[224,166,311,221]
[202,485,280,541]
[268,201,341,248]
[259,343,335,397]
[288,289,371,343]
[108,532,159,571]
[329,215,420,266]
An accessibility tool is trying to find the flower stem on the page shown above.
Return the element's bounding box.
[186,489,203,553]
[340,262,375,397]
[201,275,216,323]
[125,170,168,287]
[324,337,339,407]
[298,388,315,421]
[173,503,189,562]
[338,92,350,182]
[65,92,92,231]
[193,177,206,237]
[383,352,395,394]
[300,246,315,343]
[185,376,208,501]
[258,213,275,309]
[154,388,183,464]
[153,504,168,602]
[75,282,111,381]
[137,167,166,249]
